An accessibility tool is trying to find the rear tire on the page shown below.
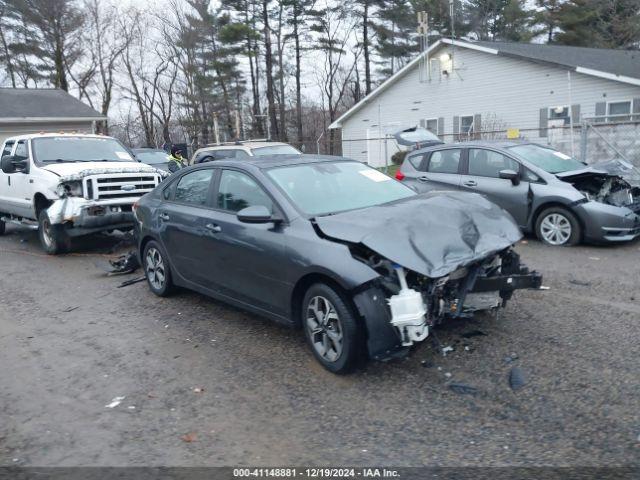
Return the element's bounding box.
[38,210,70,254]
[302,283,364,374]
[535,206,581,246]
[143,240,174,296]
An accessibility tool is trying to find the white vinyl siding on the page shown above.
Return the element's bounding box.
[339,46,640,165]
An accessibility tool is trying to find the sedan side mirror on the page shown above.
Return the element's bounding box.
[237,205,279,224]
[499,169,520,185]
[1,155,27,174]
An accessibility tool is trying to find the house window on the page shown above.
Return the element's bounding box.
[460,116,474,135]
[549,106,570,125]
[607,101,631,122]
[425,118,438,134]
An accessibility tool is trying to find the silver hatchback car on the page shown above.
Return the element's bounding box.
[397,140,640,246]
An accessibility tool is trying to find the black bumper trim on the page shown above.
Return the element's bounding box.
[471,272,543,293]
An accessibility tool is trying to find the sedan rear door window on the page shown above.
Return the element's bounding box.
[427,149,461,174]
[217,170,273,213]
[468,149,520,178]
[174,169,214,205]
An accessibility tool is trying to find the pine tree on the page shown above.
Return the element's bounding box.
[465,0,532,42]
[5,0,85,91]
[553,0,640,48]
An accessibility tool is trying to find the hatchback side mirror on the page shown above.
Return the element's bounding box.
[499,169,520,185]
[237,205,279,224]
[1,155,27,174]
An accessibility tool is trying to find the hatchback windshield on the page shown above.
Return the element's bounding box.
[252,145,301,156]
[32,137,134,163]
[267,161,415,216]
[508,144,585,173]
[135,150,169,165]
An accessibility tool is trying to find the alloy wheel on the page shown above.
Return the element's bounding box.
[306,296,343,362]
[145,247,166,290]
[540,213,572,245]
[40,217,53,248]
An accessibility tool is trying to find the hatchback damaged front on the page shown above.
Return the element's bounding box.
[134,156,542,373]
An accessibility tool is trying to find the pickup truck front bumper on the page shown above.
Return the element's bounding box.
[47,196,136,236]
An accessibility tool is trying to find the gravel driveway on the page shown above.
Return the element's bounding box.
[0,225,638,466]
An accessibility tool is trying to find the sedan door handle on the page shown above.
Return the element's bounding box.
[463,180,477,187]
[159,212,170,221]
[205,223,222,233]
[418,176,430,183]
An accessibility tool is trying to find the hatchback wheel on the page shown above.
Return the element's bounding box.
[302,283,363,373]
[143,241,174,296]
[535,207,581,246]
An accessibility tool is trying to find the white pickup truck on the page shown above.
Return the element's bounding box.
[0,133,165,254]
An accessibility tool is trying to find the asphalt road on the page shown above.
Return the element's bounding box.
[0,225,638,467]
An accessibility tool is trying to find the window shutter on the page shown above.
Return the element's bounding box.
[419,119,426,128]
[632,98,640,120]
[437,117,444,137]
[453,116,460,137]
[595,102,606,122]
[571,104,580,123]
[539,108,548,137]
[473,113,482,139]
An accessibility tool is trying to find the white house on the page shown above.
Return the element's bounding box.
[0,88,106,144]
[329,39,640,167]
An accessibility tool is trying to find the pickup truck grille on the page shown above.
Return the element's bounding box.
[83,173,161,201]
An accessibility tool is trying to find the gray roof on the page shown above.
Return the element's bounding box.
[474,41,640,80]
[0,88,105,120]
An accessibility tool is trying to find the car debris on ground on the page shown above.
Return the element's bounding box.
[104,396,125,408]
[509,366,528,391]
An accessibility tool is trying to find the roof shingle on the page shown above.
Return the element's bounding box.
[0,88,105,119]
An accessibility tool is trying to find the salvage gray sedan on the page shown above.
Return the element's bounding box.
[397,141,640,246]
[134,156,541,373]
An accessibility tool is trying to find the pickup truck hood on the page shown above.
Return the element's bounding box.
[315,192,522,278]
[556,159,640,186]
[42,161,162,179]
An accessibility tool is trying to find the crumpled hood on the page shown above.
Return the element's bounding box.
[315,191,522,278]
[41,161,166,181]
[556,159,640,186]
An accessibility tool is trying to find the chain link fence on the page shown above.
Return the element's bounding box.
[334,116,640,169]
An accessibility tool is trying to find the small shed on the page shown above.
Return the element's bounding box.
[0,88,106,144]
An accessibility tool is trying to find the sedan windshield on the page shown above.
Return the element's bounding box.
[135,150,169,165]
[252,145,301,156]
[32,137,134,163]
[508,144,585,173]
[267,161,415,216]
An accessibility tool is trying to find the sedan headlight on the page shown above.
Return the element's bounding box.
[56,181,83,198]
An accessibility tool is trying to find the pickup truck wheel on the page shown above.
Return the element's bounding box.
[302,283,364,374]
[143,240,174,296]
[535,207,581,246]
[38,210,70,254]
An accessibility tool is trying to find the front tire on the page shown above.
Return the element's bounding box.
[302,283,363,374]
[535,206,581,246]
[143,240,174,296]
[38,210,70,254]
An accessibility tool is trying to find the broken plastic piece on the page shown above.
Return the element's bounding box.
[105,396,125,408]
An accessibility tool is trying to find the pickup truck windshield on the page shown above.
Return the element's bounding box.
[32,137,134,163]
[267,161,415,216]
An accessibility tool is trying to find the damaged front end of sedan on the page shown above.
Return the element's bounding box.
[314,191,542,361]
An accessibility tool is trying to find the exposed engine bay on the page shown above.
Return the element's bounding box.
[564,174,640,213]
[352,246,541,350]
